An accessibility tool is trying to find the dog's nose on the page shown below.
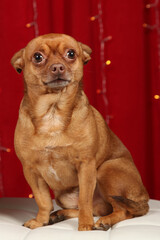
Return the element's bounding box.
[50,64,65,75]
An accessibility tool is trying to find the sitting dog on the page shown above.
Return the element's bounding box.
[11,33,149,231]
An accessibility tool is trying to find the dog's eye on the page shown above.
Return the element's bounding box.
[33,52,44,63]
[66,49,76,59]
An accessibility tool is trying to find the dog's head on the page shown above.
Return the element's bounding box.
[11,34,92,90]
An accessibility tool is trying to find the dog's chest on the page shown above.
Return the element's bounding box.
[37,110,64,135]
[37,155,78,191]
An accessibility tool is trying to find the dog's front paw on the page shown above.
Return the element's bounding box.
[23,219,47,229]
[78,224,94,231]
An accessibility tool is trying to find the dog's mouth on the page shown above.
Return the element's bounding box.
[43,78,71,89]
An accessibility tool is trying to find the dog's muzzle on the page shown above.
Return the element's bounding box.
[43,63,71,88]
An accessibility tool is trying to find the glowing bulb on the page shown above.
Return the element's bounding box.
[90,15,99,21]
[154,95,160,99]
[146,4,151,9]
[143,23,148,28]
[29,193,34,198]
[6,148,11,153]
[106,60,111,65]
[90,16,96,21]
[26,23,31,28]
[96,89,102,94]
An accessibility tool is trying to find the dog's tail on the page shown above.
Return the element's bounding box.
[111,196,149,216]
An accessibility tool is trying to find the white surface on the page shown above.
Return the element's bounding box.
[0,198,160,240]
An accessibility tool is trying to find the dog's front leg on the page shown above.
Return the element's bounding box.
[77,159,96,231]
[23,167,53,229]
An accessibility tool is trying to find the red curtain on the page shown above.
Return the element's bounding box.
[0,0,159,200]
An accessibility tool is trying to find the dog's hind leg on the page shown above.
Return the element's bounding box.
[94,196,149,229]
[49,209,79,225]
[94,201,132,229]
[94,158,149,229]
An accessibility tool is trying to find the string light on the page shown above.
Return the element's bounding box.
[29,193,34,198]
[0,146,11,152]
[26,0,39,37]
[103,36,112,42]
[154,94,160,99]
[90,0,112,124]
[26,23,33,28]
[146,1,159,9]
[96,89,102,94]
[146,4,151,9]
[144,0,160,100]
[106,60,111,66]
[143,23,157,30]
[90,15,99,21]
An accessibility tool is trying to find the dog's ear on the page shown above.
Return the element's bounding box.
[11,48,25,74]
[79,42,92,65]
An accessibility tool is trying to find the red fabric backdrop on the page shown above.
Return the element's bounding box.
[0,0,160,200]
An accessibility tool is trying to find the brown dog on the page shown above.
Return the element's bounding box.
[11,33,149,231]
